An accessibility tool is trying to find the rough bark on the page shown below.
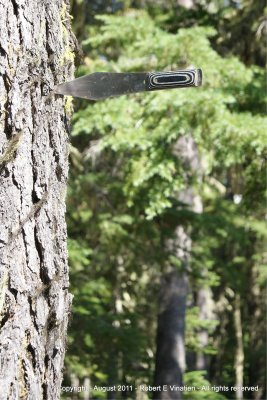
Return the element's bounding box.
[0,1,76,398]
[153,136,201,400]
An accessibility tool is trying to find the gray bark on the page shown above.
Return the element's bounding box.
[196,286,213,372]
[0,1,76,399]
[153,136,201,400]
[153,253,189,400]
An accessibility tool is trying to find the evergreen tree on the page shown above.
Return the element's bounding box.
[65,3,266,399]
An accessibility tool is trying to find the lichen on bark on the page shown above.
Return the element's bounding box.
[0,1,77,398]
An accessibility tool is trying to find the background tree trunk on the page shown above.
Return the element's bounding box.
[153,136,202,400]
[196,285,213,373]
[0,1,76,398]
[153,251,189,400]
[248,264,266,400]
[234,294,244,400]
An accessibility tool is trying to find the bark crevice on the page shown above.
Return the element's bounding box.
[10,0,23,45]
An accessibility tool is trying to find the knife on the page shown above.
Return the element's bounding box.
[54,69,202,100]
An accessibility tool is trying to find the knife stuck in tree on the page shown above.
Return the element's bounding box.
[54,69,202,100]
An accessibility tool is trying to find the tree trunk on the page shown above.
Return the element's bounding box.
[248,264,266,400]
[153,258,188,400]
[196,285,213,373]
[234,294,244,400]
[0,1,76,398]
[153,136,202,400]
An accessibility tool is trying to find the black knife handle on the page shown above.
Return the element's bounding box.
[146,69,202,91]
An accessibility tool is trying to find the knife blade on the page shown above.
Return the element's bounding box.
[54,69,202,100]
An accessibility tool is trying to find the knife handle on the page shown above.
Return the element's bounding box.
[146,69,202,90]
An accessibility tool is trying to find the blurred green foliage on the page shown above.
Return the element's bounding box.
[64,1,266,398]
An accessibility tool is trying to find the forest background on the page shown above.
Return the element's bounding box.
[63,0,266,399]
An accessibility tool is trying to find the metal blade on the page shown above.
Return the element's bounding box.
[54,72,147,100]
